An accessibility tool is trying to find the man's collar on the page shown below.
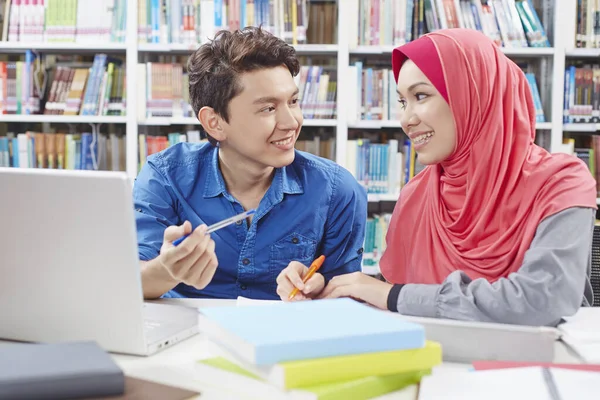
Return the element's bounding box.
[203,147,304,199]
[203,146,227,198]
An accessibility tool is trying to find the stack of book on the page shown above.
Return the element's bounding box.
[195,298,442,399]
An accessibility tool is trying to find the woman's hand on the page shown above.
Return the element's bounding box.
[318,272,393,310]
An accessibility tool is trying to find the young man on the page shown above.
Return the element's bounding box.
[134,27,367,300]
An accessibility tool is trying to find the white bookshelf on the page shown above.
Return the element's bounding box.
[349,120,554,131]
[367,193,399,202]
[139,117,337,127]
[1,0,596,181]
[0,42,127,53]
[349,45,556,57]
[563,124,600,133]
[565,48,600,58]
[0,115,127,124]
[137,43,339,54]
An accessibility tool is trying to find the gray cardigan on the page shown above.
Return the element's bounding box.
[388,207,596,327]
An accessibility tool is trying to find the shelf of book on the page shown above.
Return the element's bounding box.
[500,47,555,56]
[0,0,590,180]
[563,124,600,133]
[139,118,337,127]
[367,193,399,202]
[349,121,553,131]
[349,46,554,57]
[0,42,127,53]
[349,121,402,129]
[565,49,600,58]
[0,115,128,124]
[137,43,339,54]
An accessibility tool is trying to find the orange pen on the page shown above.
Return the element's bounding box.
[288,255,326,300]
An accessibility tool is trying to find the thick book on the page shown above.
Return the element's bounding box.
[235,340,441,390]
[0,341,124,400]
[196,356,426,400]
[198,298,425,365]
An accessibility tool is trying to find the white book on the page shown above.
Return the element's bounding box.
[200,0,214,44]
[17,133,29,168]
[8,0,20,41]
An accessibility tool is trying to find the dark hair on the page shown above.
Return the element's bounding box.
[188,26,301,145]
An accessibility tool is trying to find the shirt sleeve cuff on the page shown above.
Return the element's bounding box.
[395,283,441,318]
[387,284,405,312]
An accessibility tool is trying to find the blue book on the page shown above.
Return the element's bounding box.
[199,298,425,365]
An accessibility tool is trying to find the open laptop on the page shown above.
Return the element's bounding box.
[0,168,199,356]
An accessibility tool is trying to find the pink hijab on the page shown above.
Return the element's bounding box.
[380,29,597,285]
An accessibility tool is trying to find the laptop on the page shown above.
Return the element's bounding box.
[0,168,199,356]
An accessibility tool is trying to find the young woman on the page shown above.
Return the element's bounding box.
[316,28,597,327]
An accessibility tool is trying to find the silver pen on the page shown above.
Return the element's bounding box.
[172,209,256,246]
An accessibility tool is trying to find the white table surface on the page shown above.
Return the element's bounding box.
[112,299,583,400]
[0,298,584,400]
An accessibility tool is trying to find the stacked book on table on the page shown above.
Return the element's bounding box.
[195,298,442,400]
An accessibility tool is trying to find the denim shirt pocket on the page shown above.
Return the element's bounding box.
[269,233,318,291]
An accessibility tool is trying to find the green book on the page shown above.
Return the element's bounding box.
[196,356,428,400]
[233,340,441,390]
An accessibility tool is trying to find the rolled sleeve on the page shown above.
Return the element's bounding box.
[319,167,368,282]
[133,156,180,261]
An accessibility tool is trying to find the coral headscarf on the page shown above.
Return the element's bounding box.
[380,29,597,285]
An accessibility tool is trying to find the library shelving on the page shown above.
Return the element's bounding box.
[3,0,599,275]
[1,0,597,186]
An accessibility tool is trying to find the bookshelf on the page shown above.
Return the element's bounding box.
[2,0,599,275]
[0,1,597,182]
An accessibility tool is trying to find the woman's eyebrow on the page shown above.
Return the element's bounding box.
[396,82,431,96]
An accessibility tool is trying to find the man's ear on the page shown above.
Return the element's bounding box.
[198,107,226,142]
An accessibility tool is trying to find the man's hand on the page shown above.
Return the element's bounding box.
[157,221,219,290]
[318,272,392,310]
[276,261,325,301]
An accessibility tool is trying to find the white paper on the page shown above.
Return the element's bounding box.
[235,296,281,306]
[418,367,548,400]
[417,367,600,400]
[559,308,600,342]
[553,368,600,400]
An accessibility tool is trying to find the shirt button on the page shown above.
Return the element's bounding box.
[236,220,243,225]
[357,247,364,255]
[240,284,247,290]
[242,258,250,265]
[292,237,299,244]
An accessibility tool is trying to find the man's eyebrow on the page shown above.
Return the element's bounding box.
[396,81,431,96]
[253,88,300,104]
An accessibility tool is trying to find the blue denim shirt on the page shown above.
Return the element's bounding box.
[133,142,367,300]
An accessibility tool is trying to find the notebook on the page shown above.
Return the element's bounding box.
[399,314,560,363]
[0,341,124,399]
[198,298,425,365]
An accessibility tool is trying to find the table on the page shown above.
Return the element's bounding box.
[109,299,583,400]
[0,298,584,400]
